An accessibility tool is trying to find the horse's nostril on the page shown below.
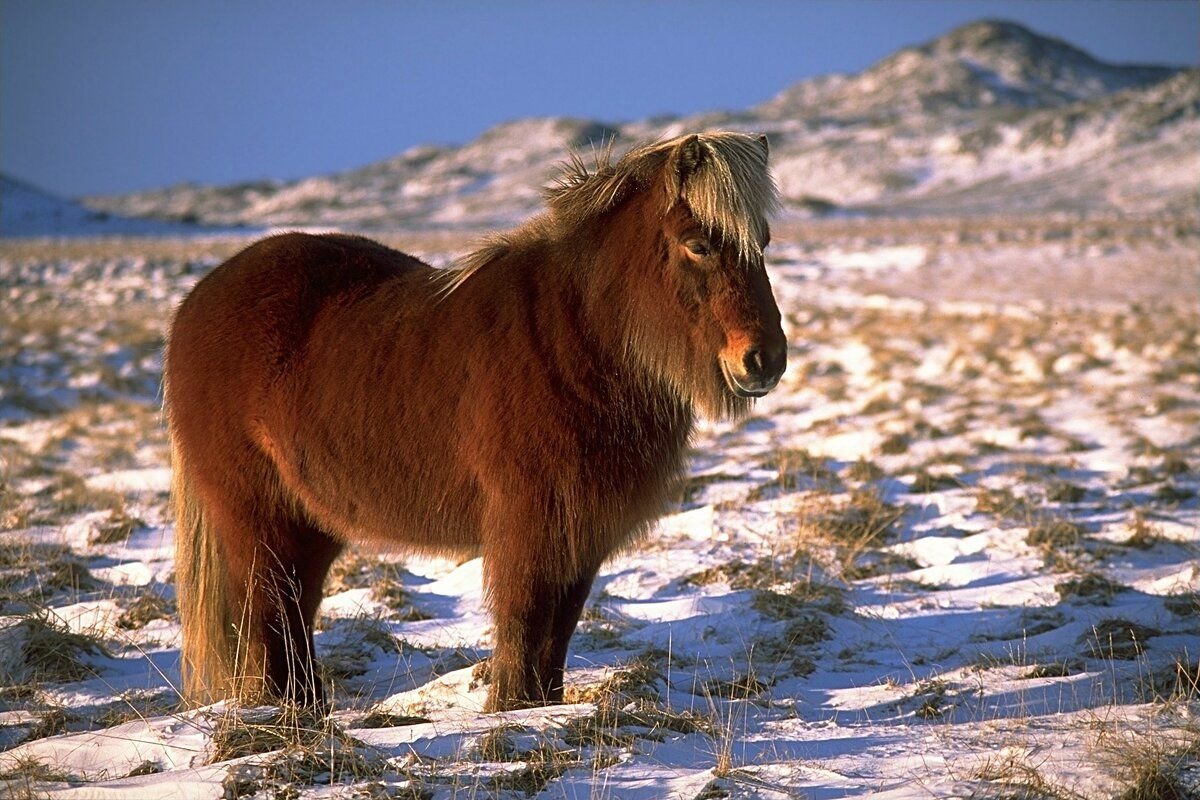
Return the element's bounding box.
[743,349,765,376]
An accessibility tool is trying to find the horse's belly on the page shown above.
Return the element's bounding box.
[254,416,483,556]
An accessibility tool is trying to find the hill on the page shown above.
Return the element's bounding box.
[8,20,1197,237]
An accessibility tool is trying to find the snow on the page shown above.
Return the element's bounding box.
[2,225,1195,798]
[86,468,173,494]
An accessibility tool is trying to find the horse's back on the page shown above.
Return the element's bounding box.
[177,232,422,328]
[172,232,424,367]
[165,233,431,501]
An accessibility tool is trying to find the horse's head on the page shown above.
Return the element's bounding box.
[543,131,786,417]
[638,133,787,417]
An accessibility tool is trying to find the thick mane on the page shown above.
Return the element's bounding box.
[433,215,551,297]
[436,131,779,295]
[546,131,779,263]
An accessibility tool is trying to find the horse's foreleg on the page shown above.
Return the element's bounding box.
[482,545,600,712]
[484,563,558,712]
[537,566,598,703]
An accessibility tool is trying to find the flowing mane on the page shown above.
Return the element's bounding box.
[439,131,779,295]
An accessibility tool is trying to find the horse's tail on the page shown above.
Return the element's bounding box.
[170,423,237,706]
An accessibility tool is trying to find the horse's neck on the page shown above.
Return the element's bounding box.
[566,221,693,418]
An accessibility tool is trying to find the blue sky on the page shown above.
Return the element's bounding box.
[2,1,1197,198]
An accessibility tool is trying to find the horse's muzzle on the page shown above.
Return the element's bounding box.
[721,342,786,398]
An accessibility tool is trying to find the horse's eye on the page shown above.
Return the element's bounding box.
[685,240,712,258]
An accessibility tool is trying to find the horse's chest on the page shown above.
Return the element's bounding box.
[571,403,689,503]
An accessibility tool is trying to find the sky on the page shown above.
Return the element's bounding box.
[2,1,1197,198]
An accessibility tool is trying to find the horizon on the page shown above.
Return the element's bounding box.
[2,0,1197,199]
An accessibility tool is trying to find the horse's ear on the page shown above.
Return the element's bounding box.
[670,134,706,186]
[757,134,769,155]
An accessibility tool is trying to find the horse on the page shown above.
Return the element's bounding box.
[165,131,787,713]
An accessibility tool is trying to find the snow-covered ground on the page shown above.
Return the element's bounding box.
[0,221,1197,798]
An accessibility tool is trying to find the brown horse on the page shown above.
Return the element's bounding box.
[166,131,786,712]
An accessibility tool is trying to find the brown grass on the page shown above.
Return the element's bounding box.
[970,750,1088,800]
[116,590,175,630]
[1080,619,1161,661]
[207,704,386,797]
[0,756,78,797]
[8,611,107,684]
[563,653,663,709]
[1054,573,1128,604]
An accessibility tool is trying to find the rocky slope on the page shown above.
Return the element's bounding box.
[48,21,1200,232]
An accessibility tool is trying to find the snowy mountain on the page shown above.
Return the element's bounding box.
[34,20,1200,234]
[0,175,205,238]
[758,19,1177,118]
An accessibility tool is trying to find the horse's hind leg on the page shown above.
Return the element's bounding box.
[209,496,342,706]
[254,521,343,705]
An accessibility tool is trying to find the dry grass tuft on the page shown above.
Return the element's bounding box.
[1104,722,1200,800]
[1021,660,1083,679]
[20,705,80,743]
[1122,513,1169,550]
[682,557,789,591]
[1027,519,1085,551]
[813,487,903,544]
[34,471,127,523]
[0,756,78,797]
[319,614,409,682]
[324,554,431,621]
[5,611,107,684]
[209,706,330,764]
[469,725,597,794]
[485,742,579,795]
[1046,480,1087,504]
[1138,656,1200,703]
[975,486,1031,520]
[1080,619,1161,661]
[760,447,840,487]
[208,705,387,797]
[1163,592,1199,618]
[845,457,885,482]
[116,590,174,630]
[751,585,843,619]
[908,468,962,493]
[971,749,1088,799]
[0,541,98,609]
[356,711,431,729]
[90,509,144,545]
[563,653,663,709]
[793,487,906,580]
[1153,483,1196,506]
[1027,517,1090,571]
[702,671,769,700]
[904,678,953,720]
[1054,573,1128,605]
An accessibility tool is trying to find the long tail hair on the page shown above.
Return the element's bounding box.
[170,430,236,704]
